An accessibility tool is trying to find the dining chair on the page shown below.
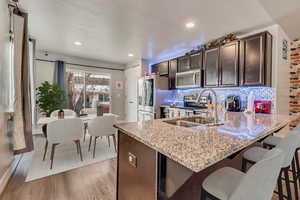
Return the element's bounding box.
[242,130,300,200]
[201,148,284,200]
[47,118,84,169]
[83,112,119,142]
[50,109,76,118]
[87,115,117,158]
[42,109,77,160]
[82,108,97,142]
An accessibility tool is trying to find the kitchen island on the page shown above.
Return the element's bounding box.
[114,112,292,200]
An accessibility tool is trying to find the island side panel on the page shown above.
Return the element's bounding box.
[117,130,158,200]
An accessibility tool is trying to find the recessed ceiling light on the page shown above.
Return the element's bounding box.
[128,53,134,57]
[74,41,82,46]
[185,22,195,29]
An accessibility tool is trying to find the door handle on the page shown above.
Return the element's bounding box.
[129,101,134,104]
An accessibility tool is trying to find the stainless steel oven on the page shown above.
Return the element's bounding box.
[176,70,201,88]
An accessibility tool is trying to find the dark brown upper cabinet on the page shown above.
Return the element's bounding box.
[168,59,177,89]
[239,32,272,86]
[151,61,169,76]
[219,41,239,87]
[177,55,190,72]
[203,47,219,87]
[190,52,203,70]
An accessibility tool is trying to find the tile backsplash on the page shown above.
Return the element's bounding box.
[162,87,275,110]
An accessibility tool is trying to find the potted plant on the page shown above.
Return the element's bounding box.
[36,81,66,117]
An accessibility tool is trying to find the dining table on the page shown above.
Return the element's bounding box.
[37,113,121,125]
[37,113,122,141]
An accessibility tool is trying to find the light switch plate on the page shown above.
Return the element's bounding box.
[128,152,137,168]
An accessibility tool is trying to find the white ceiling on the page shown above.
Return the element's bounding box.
[258,0,300,40]
[19,0,300,65]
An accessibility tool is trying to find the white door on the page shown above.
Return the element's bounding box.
[125,66,140,122]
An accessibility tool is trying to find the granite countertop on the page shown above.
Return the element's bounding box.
[160,105,208,110]
[114,112,292,173]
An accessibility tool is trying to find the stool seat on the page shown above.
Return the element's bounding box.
[243,146,269,163]
[203,167,244,200]
[263,136,282,147]
[241,130,300,200]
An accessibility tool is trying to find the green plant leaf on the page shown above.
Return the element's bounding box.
[36,81,66,117]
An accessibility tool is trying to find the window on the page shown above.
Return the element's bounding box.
[66,69,111,113]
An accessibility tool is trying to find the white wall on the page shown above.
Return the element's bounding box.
[0,3,12,112]
[274,27,290,115]
[35,51,126,119]
[0,0,15,188]
[35,60,55,86]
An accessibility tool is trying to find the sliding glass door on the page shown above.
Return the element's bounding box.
[66,69,111,113]
[85,73,110,113]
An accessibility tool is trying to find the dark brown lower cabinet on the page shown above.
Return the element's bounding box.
[117,131,157,200]
[117,131,197,200]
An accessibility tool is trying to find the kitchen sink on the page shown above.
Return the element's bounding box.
[163,116,224,127]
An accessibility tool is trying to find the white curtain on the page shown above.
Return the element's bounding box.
[12,10,33,153]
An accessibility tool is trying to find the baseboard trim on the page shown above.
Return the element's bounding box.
[0,155,22,195]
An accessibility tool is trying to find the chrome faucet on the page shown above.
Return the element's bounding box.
[197,88,219,124]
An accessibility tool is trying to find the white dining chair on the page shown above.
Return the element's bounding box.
[50,109,76,118]
[82,108,97,142]
[88,115,117,158]
[43,109,77,161]
[242,130,300,200]
[201,148,284,200]
[47,118,84,169]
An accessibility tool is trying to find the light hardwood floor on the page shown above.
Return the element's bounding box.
[0,152,116,200]
[0,145,294,200]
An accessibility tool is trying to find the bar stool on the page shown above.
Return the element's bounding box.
[263,132,300,200]
[242,130,300,200]
[263,136,300,176]
[201,148,284,200]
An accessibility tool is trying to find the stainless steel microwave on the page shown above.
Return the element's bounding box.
[176,70,201,88]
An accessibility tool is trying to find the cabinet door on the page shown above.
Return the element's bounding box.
[168,59,177,89]
[240,33,266,86]
[219,41,239,87]
[151,64,159,74]
[203,48,219,87]
[190,52,203,70]
[177,56,190,72]
[151,61,169,76]
[158,61,169,76]
[117,132,157,200]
